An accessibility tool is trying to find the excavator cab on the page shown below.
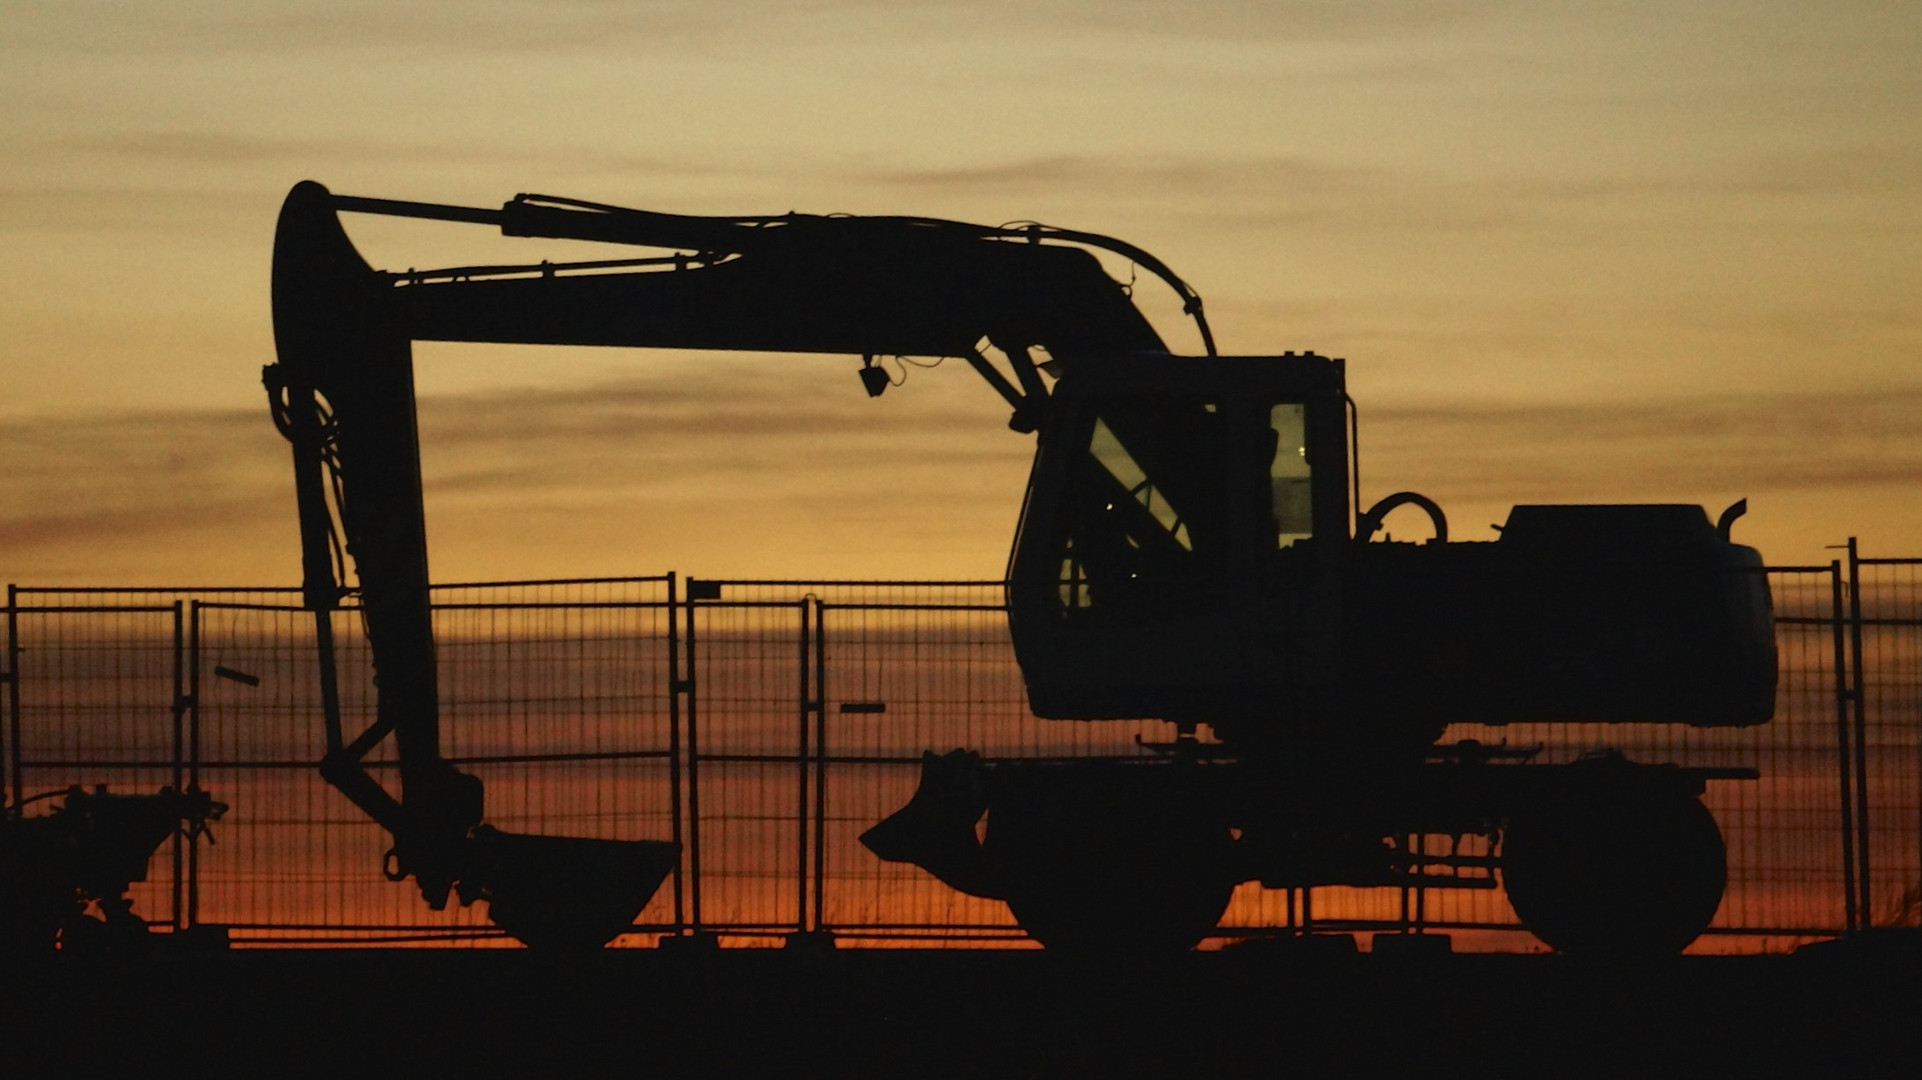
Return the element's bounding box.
[1009,351,1353,726]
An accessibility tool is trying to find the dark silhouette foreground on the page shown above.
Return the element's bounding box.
[1,945,1916,1074]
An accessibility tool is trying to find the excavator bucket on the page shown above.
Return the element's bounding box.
[470,827,678,951]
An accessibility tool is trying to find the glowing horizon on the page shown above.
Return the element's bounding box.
[3,3,1918,583]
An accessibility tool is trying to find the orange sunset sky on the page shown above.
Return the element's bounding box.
[3,2,1917,585]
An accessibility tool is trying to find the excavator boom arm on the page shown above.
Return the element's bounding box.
[265,180,1193,926]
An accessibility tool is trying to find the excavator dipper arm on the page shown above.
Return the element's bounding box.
[265,180,1198,943]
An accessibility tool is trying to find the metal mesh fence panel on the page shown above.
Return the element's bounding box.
[1406,566,1854,951]
[6,564,1916,953]
[193,600,495,943]
[433,577,680,944]
[682,586,816,939]
[1855,557,1922,929]
[812,585,1163,945]
[4,599,187,932]
[8,580,676,946]
[789,570,1864,951]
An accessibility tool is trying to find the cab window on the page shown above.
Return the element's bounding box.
[1269,402,1312,547]
[1089,417,1192,550]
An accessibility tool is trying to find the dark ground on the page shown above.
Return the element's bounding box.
[3,937,1918,1076]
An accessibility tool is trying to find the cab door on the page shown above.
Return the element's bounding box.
[1007,354,1350,724]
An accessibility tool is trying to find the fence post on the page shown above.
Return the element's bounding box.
[811,598,828,935]
[5,584,19,807]
[1846,538,1871,926]
[1830,560,1858,931]
[796,597,811,934]
[187,600,203,929]
[170,600,186,932]
[683,579,709,935]
[665,573,686,936]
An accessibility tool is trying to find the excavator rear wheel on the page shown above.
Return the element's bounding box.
[1502,786,1726,957]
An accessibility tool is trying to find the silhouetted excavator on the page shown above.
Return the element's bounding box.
[267,181,1775,955]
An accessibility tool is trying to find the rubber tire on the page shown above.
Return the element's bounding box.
[985,769,1235,956]
[1503,789,1726,957]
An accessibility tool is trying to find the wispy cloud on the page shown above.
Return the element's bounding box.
[29,130,753,180]
[6,1,1517,58]
[867,156,1366,203]
[980,0,1521,45]
[5,1,720,58]
[0,366,1030,582]
[1364,388,1922,501]
[861,150,1922,236]
[1,379,1915,584]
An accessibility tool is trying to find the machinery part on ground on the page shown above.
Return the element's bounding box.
[983,763,1237,955]
[0,786,226,954]
[1502,772,1728,957]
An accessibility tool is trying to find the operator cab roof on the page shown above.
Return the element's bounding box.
[1053,352,1347,398]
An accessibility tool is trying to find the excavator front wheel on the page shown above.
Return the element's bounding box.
[1502,785,1727,958]
[984,764,1236,955]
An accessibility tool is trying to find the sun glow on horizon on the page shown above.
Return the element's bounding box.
[2,2,1917,581]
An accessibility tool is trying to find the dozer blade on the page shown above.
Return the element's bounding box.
[470,826,678,951]
[859,750,1004,900]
